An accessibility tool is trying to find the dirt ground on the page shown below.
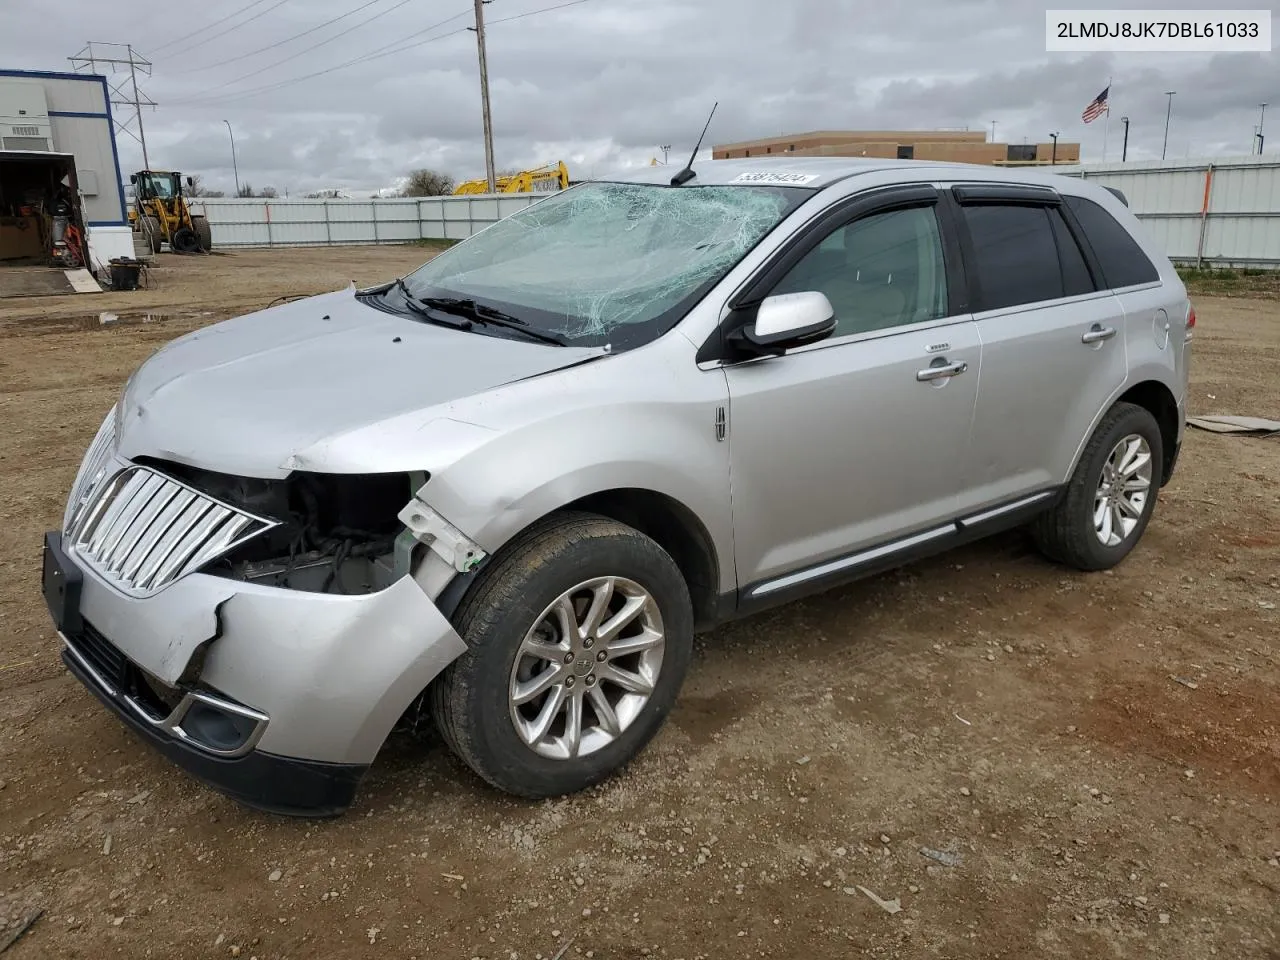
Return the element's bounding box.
[0,247,1277,960]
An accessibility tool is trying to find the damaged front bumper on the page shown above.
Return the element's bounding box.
[44,528,466,817]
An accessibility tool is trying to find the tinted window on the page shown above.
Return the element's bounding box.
[1064,195,1160,289]
[1049,208,1095,297]
[962,204,1064,311]
[773,205,949,337]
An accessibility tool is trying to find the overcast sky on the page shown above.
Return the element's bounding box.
[4,0,1276,195]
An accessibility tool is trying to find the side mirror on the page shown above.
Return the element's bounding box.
[186,176,194,187]
[129,174,137,184]
[739,291,837,354]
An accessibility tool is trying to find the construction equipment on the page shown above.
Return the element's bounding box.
[127,170,211,254]
[453,161,570,196]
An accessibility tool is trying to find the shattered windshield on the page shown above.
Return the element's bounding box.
[399,181,807,348]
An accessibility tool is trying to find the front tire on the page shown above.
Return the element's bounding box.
[1031,401,1163,571]
[431,512,694,798]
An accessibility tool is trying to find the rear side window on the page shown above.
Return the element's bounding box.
[1049,208,1095,297]
[961,204,1065,311]
[1064,195,1160,289]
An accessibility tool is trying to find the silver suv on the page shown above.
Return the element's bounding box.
[43,158,1192,816]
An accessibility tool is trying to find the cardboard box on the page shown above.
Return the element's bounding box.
[0,216,45,261]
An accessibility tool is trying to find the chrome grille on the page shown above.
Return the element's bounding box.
[66,465,278,597]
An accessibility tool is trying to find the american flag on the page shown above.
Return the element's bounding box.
[1082,86,1110,123]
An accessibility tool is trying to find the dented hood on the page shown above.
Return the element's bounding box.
[114,287,602,478]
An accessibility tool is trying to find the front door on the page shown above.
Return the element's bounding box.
[724,198,981,597]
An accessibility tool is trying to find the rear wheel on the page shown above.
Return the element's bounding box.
[191,215,212,252]
[140,215,162,254]
[431,512,694,798]
[1031,401,1163,571]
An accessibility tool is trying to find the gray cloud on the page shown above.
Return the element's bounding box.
[4,0,1276,195]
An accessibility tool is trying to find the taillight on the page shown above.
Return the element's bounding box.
[1186,304,1195,340]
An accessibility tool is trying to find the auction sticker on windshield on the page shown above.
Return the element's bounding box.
[730,172,820,185]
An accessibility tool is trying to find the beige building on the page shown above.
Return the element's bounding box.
[712,130,1081,167]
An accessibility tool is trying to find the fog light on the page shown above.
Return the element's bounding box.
[178,701,261,752]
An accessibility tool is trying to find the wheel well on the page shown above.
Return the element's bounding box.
[1117,381,1179,484]
[567,489,720,631]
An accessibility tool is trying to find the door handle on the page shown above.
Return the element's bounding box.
[1082,325,1117,344]
[916,359,968,382]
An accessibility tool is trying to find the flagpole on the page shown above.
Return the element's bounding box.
[1102,76,1112,162]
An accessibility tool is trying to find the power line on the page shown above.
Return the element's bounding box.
[170,0,600,107]
[488,0,595,26]
[169,11,473,106]
[188,0,387,71]
[188,0,423,87]
[149,0,275,54]
[161,0,291,59]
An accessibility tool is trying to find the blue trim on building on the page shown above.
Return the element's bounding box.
[96,77,129,223]
[0,69,104,82]
[48,110,111,119]
[88,220,130,228]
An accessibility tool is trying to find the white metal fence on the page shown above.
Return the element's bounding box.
[1055,154,1280,268]
[187,194,541,248]
[189,157,1280,268]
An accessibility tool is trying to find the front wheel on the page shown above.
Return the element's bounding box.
[1031,401,1164,571]
[431,513,693,798]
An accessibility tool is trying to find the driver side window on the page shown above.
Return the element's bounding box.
[772,205,949,338]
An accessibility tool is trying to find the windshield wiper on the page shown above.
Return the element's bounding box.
[391,279,472,330]
[415,295,570,347]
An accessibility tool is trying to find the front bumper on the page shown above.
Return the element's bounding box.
[61,636,365,816]
[44,529,467,816]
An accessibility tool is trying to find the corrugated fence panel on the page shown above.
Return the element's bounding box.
[191,193,543,249]
[1059,155,1280,267]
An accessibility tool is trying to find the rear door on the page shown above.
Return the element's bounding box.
[946,184,1129,511]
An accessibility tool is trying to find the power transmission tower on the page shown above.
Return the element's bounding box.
[69,42,156,169]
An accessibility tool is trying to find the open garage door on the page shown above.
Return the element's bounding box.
[0,150,89,297]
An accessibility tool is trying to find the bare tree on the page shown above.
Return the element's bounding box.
[237,182,255,198]
[401,168,456,197]
[185,174,225,198]
[259,186,279,198]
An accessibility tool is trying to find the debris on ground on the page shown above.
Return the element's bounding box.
[1171,676,1200,690]
[855,885,903,914]
[1186,414,1280,436]
[919,847,963,867]
[0,910,43,954]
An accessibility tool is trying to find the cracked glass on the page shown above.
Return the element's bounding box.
[401,182,808,349]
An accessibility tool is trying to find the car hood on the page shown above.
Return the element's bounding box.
[114,287,603,478]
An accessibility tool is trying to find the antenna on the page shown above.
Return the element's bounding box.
[671,102,718,186]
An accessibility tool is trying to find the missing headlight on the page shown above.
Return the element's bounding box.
[134,460,413,594]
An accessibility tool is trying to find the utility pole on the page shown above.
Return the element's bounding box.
[1120,117,1130,162]
[223,120,241,198]
[990,120,997,142]
[1049,131,1059,165]
[469,0,497,193]
[1257,102,1267,154]
[659,144,671,165]
[69,42,156,169]
[1162,91,1176,160]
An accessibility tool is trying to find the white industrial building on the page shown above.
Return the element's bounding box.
[0,68,134,275]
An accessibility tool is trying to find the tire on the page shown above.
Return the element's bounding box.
[431,512,694,798]
[141,215,163,254]
[170,227,200,254]
[191,215,212,252]
[1031,401,1164,571]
